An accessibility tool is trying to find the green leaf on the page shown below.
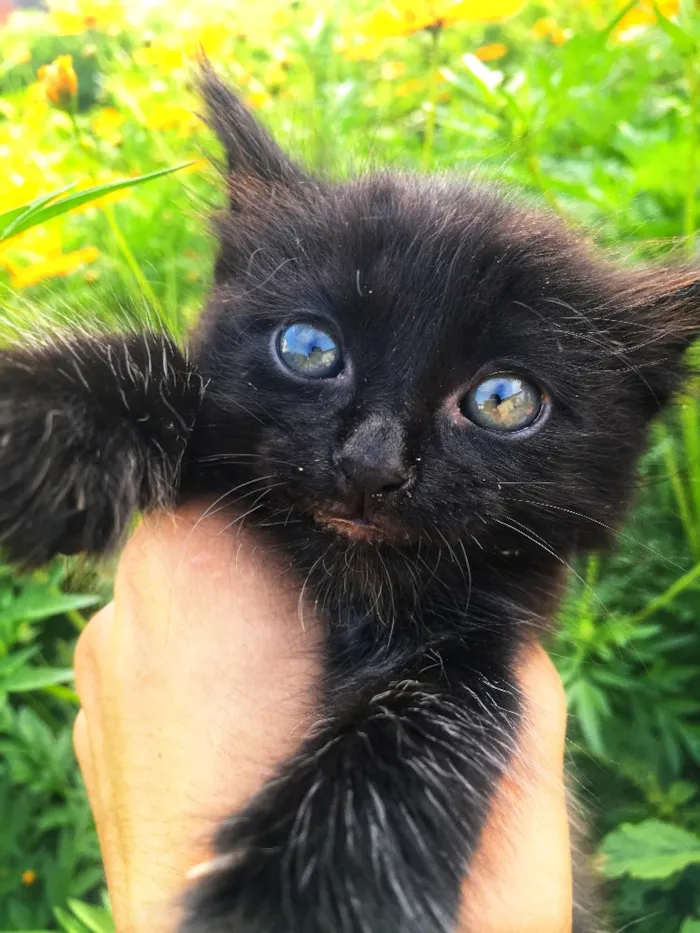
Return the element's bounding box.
[569,679,610,757]
[53,907,89,933]
[0,162,194,243]
[0,647,37,676]
[0,182,78,242]
[66,900,114,933]
[599,820,700,880]
[0,591,99,627]
[2,667,74,693]
[680,919,700,933]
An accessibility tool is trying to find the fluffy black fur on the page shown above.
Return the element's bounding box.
[2,69,700,932]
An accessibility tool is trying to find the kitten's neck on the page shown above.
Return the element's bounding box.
[286,526,569,645]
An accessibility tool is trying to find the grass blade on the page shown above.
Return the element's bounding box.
[0,162,194,244]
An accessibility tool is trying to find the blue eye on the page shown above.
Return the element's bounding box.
[463,374,542,432]
[277,322,342,378]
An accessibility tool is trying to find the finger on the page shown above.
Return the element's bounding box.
[72,708,93,792]
[460,643,572,933]
[74,602,115,705]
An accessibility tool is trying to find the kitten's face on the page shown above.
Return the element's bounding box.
[195,173,690,558]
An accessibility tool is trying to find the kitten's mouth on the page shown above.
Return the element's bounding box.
[315,512,389,542]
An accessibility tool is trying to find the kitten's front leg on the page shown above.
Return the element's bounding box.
[0,332,203,566]
[181,655,519,933]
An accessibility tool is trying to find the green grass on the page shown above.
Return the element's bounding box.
[1,1,700,930]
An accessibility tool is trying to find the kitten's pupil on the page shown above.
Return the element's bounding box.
[464,374,542,432]
[278,322,341,378]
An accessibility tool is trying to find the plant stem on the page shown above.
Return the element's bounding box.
[104,203,164,323]
[655,421,699,556]
[684,53,699,256]
[422,25,442,168]
[632,553,700,623]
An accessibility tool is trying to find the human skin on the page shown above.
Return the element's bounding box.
[73,504,572,933]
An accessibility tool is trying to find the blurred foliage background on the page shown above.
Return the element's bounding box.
[1,0,700,930]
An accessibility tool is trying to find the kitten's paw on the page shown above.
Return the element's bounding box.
[0,332,204,565]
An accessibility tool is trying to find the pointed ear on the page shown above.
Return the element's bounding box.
[618,267,700,411]
[198,63,307,191]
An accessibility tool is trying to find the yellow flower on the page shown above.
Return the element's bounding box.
[37,55,78,111]
[5,39,32,65]
[0,226,62,259]
[475,41,508,61]
[444,0,524,24]
[355,0,523,40]
[91,107,124,143]
[262,60,289,90]
[613,0,679,38]
[134,20,231,76]
[0,220,101,289]
[394,77,427,98]
[3,247,100,290]
[178,158,209,175]
[393,72,448,97]
[144,102,199,134]
[245,79,273,110]
[48,0,126,35]
[381,60,408,80]
[21,870,37,886]
[336,33,393,61]
[133,42,182,74]
[183,21,230,60]
[531,17,569,45]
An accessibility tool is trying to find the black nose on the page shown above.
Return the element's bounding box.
[336,415,409,497]
[338,451,408,496]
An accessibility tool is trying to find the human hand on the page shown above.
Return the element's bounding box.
[73,504,571,933]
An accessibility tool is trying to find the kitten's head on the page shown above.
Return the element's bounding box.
[192,70,700,562]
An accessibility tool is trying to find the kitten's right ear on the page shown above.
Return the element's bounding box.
[198,64,308,194]
[0,332,204,567]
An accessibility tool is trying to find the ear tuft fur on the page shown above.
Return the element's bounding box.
[197,62,307,191]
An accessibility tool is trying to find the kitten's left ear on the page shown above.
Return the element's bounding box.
[621,269,700,410]
[198,63,309,194]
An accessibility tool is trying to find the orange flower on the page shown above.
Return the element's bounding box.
[531,17,569,45]
[475,42,508,61]
[21,870,37,886]
[37,55,78,111]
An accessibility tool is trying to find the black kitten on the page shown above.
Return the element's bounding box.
[2,70,699,933]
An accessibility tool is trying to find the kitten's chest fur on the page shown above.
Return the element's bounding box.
[255,516,568,679]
